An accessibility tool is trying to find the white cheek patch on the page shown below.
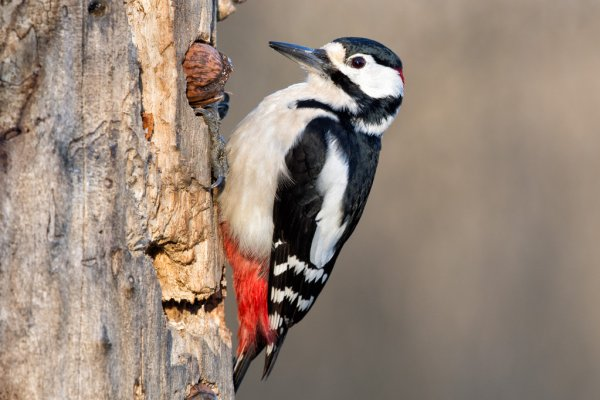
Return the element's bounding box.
[339,54,404,99]
[322,45,404,100]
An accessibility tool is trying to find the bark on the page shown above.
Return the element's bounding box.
[0,0,233,399]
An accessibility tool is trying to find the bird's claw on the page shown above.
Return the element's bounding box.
[210,174,225,190]
[194,96,230,191]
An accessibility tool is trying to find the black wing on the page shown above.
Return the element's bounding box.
[263,116,381,376]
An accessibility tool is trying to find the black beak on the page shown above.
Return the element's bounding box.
[269,41,329,75]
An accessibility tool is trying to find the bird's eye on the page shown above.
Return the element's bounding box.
[350,56,366,69]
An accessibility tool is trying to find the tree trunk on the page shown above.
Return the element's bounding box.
[0,0,233,399]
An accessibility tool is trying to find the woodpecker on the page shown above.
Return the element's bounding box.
[219,37,405,391]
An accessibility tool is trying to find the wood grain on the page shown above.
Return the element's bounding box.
[0,0,233,398]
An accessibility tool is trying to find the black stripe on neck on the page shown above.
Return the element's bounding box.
[330,70,403,125]
[295,100,337,115]
[295,93,401,134]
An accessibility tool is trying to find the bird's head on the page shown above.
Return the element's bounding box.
[270,37,403,100]
[269,37,404,133]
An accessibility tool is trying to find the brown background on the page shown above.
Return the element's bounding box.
[218,1,600,398]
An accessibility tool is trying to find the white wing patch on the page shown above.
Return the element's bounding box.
[273,254,328,283]
[269,312,283,329]
[297,296,315,312]
[303,267,324,283]
[310,136,349,268]
[270,286,299,303]
[273,255,307,276]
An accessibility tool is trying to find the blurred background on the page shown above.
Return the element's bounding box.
[218,1,600,398]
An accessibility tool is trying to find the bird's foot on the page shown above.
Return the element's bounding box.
[194,96,229,190]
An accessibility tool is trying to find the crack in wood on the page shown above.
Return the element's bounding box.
[67,120,108,158]
[162,285,224,318]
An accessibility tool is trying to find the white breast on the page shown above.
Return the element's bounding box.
[220,83,343,259]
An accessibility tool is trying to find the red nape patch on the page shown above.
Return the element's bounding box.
[395,67,405,84]
[221,223,275,355]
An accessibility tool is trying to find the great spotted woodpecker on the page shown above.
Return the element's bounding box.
[219,37,405,391]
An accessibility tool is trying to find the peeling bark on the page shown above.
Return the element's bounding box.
[0,0,233,399]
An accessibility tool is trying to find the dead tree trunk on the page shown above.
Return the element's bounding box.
[0,0,233,399]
